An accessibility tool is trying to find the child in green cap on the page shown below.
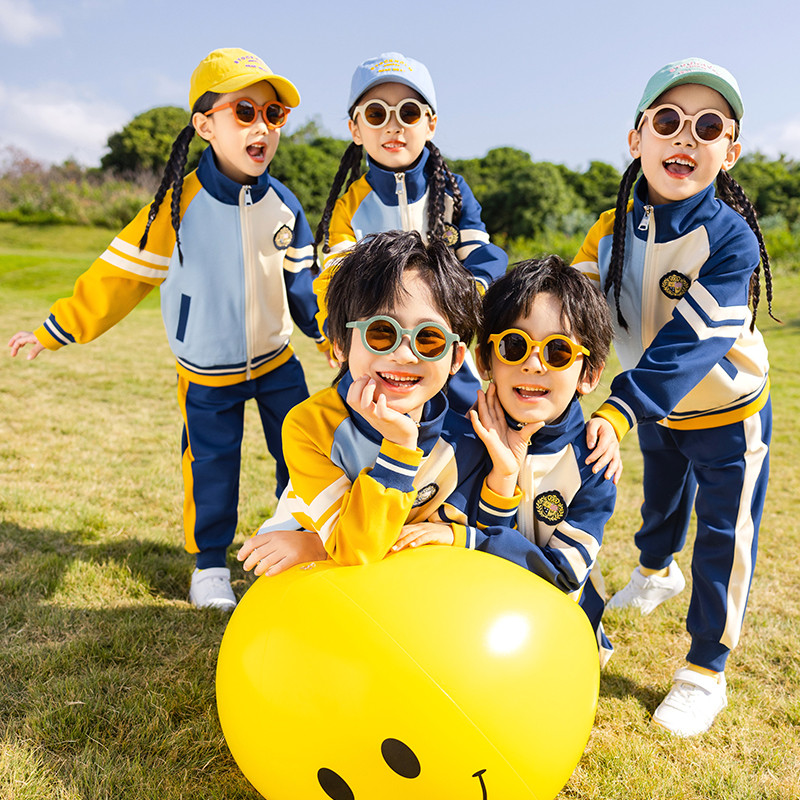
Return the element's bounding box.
[573,57,776,736]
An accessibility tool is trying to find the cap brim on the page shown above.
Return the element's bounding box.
[212,73,300,108]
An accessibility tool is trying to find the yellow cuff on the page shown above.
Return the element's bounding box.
[33,325,64,351]
[592,403,630,441]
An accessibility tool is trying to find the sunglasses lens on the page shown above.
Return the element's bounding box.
[414,326,448,359]
[695,112,725,142]
[651,107,681,136]
[399,101,422,126]
[364,319,398,352]
[497,333,529,364]
[542,338,574,369]
[363,102,388,127]
[266,103,286,127]
[234,100,257,124]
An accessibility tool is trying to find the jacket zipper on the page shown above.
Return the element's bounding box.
[638,204,658,343]
[242,185,254,379]
[395,172,412,230]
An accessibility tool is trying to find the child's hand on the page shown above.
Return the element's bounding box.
[392,522,455,551]
[237,529,326,576]
[8,332,44,360]
[469,383,542,496]
[585,417,623,483]
[346,374,419,450]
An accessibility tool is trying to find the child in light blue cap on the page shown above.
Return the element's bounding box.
[312,52,508,417]
[573,57,777,737]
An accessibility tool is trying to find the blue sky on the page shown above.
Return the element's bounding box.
[1,0,799,172]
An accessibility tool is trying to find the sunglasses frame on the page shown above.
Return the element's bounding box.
[205,97,291,130]
[488,330,589,370]
[638,103,736,144]
[347,315,459,362]
[351,98,433,129]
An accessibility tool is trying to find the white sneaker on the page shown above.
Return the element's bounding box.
[189,567,237,611]
[653,668,727,737]
[605,562,685,615]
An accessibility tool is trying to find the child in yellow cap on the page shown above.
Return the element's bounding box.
[8,48,327,610]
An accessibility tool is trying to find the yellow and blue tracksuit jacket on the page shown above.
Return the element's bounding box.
[474,399,616,665]
[573,178,769,439]
[258,372,520,566]
[312,147,507,339]
[34,147,325,385]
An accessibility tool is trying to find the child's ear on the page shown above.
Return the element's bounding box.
[450,342,467,376]
[721,139,742,172]
[425,114,438,143]
[474,344,491,381]
[628,128,642,159]
[577,362,604,396]
[193,111,214,143]
[348,118,362,146]
[332,341,347,365]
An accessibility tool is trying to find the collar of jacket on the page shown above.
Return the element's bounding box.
[632,177,720,243]
[364,146,431,205]
[502,395,584,456]
[336,371,449,456]
[196,146,272,205]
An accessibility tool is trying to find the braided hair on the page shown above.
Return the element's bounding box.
[138,91,219,264]
[314,139,463,265]
[605,160,776,332]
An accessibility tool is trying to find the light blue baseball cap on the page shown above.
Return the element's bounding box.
[634,57,744,127]
[348,52,437,114]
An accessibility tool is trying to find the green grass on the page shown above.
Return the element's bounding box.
[1,221,799,799]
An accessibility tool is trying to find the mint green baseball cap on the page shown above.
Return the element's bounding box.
[634,57,744,127]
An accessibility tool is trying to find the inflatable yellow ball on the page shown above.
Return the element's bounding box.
[217,546,599,800]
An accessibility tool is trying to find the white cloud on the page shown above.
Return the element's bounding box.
[0,82,130,166]
[0,0,59,45]
[745,118,800,161]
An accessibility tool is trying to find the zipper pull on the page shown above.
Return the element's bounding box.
[638,204,653,231]
[244,186,253,206]
[395,172,405,196]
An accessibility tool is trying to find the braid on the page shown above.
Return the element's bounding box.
[424,141,463,242]
[605,158,641,331]
[138,123,195,264]
[716,170,778,330]
[314,142,363,263]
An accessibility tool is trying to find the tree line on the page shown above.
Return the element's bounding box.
[3,106,800,267]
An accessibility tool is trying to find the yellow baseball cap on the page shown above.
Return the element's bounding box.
[189,48,300,110]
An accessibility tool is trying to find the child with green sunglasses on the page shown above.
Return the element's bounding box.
[238,229,521,572]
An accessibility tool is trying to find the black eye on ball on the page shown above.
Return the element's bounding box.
[381,738,421,779]
[317,767,354,800]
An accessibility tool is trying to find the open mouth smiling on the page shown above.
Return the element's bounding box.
[378,371,421,390]
[247,143,266,162]
[664,155,696,176]
[514,385,548,400]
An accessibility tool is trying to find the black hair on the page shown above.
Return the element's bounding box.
[477,255,613,383]
[137,90,220,264]
[605,142,776,333]
[327,230,481,383]
[314,133,463,265]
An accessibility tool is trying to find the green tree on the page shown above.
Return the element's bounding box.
[101,106,205,175]
[733,153,800,224]
[452,147,582,240]
[559,160,621,218]
[269,119,351,228]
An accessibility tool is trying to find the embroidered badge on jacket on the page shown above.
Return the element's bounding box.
[442,224,459,247]
[273,225,293,250]
[534,490,567,525]
[413,482,439,507]
[659,270,691,300]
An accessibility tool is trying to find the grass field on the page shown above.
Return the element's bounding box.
[1,221,799,799]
